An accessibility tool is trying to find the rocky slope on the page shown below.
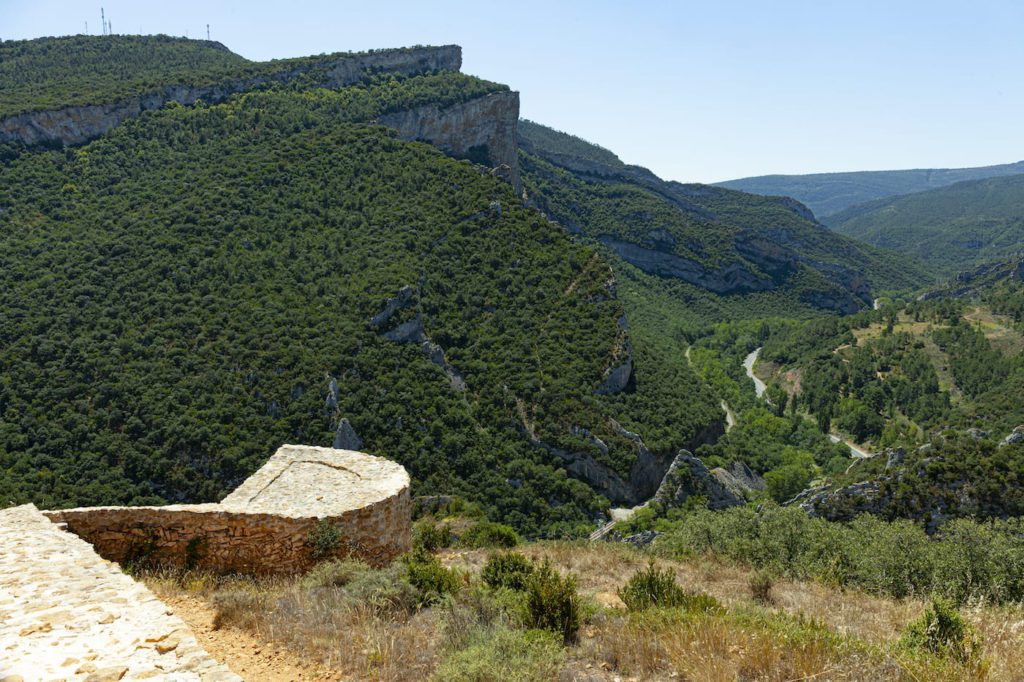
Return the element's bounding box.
[379,90,521,195]
[519,122,930,314]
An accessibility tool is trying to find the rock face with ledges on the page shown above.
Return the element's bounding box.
[0,45,462,147]
[654,450,745,510]
[0,504,240,681]
[379,90,522,195]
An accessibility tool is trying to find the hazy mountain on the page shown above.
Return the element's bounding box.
[717,160,1024,219]
[827,173,1024,275]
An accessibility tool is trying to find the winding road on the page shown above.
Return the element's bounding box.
[743,347,871,459]
[743,348,768,398]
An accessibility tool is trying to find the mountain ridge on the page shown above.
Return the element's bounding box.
[717,159,1024,219]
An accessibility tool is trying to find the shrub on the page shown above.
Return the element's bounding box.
[300,558,370,589]
[618,561,720,613]
[405,548,462,606]
[344,563,420,613]
[899,597,983,664]
[749,570,775,604]
[461,521,520,548]
[210,587,270,630]
[431,626,563,682]
[306,520,342,560]
[413,519,453,551]
[481,552,536,591]
[524,560,581,644]
[300,558,419,613]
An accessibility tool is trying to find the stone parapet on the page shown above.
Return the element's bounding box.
[43,445,412,574]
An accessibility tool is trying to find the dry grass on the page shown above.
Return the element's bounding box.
[148,570,442,681]
[964,306,1024,356]
[143,543,1024,681]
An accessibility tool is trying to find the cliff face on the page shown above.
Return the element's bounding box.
[0,45,462,147]
[379,91,522,195]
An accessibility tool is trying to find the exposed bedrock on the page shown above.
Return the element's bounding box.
[526,417,724,506]
[598,235,774,294]
[0,45,462,147]
[378,90,522,195]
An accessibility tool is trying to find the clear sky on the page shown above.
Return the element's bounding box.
[2,0,1022,182]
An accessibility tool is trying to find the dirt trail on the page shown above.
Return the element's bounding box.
[161,593,339,681]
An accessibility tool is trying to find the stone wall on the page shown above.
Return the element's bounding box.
[1,504,241,681]
[43,445,412,574]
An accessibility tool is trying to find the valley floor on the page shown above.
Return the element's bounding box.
[145,542,1024,681]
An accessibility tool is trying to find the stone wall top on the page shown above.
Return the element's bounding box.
[220,444,410,518]
[0,504,240,681]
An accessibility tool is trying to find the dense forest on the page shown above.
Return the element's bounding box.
[4,34,1024,548]
[828,173,1024,274]
[0,51,725,535]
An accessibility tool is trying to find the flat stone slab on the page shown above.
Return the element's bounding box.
[0,504,240,681]
[220,444,410,517]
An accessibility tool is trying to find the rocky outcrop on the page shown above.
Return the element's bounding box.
[422,341,467,392]
[597,236,773,294]
[371,286,467,391]
[654,450,746,510]
[1000,426,1024,447]
[596,354,635,395]
[378,90,522,195]
[370,285,416,328]
[332,418,364,450]
[383,315,426,343]
[710,460,765,499]
[1,45,462,147]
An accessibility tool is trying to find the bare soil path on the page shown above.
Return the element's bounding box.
[160,592,340,682]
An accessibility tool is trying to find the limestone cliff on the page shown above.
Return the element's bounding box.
[378,91,522,195]
[0,45,462,147]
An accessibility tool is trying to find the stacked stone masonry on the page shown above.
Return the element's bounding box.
[0,503,241,681]
[43,445,413,574]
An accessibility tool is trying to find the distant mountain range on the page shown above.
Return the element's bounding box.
[717,160,1024,220]
[827,174,1024,275]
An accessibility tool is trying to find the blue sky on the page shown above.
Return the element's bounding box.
[2,0,1022,182]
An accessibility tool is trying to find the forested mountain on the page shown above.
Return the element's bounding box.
[718,160,1024,220]
[826,174,1024,275]
[0,34,458,119]
[0,36,726,534]
[520,120,932,321]
[0,35,989,541]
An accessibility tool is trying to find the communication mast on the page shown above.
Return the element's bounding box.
[207,24,210,40]
[100,8,105,35]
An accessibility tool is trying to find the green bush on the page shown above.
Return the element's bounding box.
[342,563,420,614]
[481,551,536,592]
[431,626,563,682]
[524,560,581,644]
[899,597,983,664]
[300,558,369,589]
[618,561,722,613]
[306,520,342,561]
[413,520,453,552]
[300,558,419,613]
[405,548,462,606]
[460,521,520,548]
